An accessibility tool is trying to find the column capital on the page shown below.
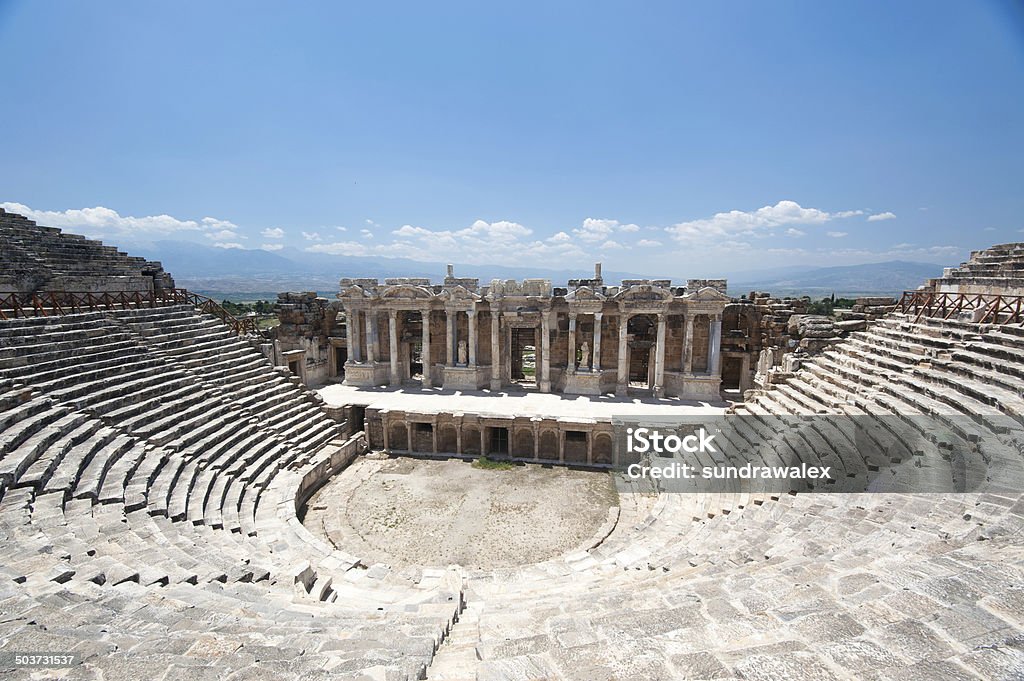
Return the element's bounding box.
[594,311,603,319]
[569,311,578,321]
[388,308,398,319]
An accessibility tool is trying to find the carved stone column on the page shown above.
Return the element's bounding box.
[349,309,362,362]
[683,313,695,374]
[654,313,666,397]
[406,421,412,452]
[567,313,577,373]
[616,313,628,394]
[468,309,478,367]
[421,307,432,387]
[445,310,455,367]
[365,311,377,364]
[490,310,501,390]
[388,310,400,386]
[709,313,722,376]
[592,312,603,372]
[540,310,551,393]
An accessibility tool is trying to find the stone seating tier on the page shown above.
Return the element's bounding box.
[0,209,172,295]
[0,298,1022,677]
[0,306,462,680]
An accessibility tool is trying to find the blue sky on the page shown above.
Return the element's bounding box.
[2,1,1023,276]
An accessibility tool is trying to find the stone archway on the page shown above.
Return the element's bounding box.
[538,430,558,460]
[513,429,534,458]
[389,422,408,451]
[593,433,613,465]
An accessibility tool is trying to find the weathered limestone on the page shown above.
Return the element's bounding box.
[338,264,730,399]
[0,208,174,296]
[272,292,344,385]
[0,215,1023,681]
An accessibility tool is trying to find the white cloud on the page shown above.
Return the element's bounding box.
[600,240,625,250]
[572,218,639,243]
[665,200,860,243]
[213,242,245,249]
[785,228,805,237]
[302,231,322,241]
[204,229,242,241]
[386,219,533,260]
[360,218,590,266]
[867,211,896,222]
[361,229,375,239]
[827,231,848,238]
[201,217,238,231]
[1,201,208,237]
[983,227,996,232]
[335,226,348,232]
[260,243,284,251]
[261,227,284,238]
[636,239,662,247]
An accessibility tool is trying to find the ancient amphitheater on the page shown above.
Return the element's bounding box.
[1,205,1023,680]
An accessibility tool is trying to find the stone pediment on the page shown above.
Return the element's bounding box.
[379,284,434,300]
[687,286,731,302]
[440,285,480,303]
[613,284,674,304]
[338,284,373,300]
[565,286,606,303]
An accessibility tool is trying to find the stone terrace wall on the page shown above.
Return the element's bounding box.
[272,292,342,386]
[0,208,174,295]
[928,242,1024,296]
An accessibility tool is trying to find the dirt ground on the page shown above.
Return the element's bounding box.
[303,456,619,569]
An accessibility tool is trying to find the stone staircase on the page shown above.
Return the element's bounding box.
[0,307,463,679]
[0,208,172,295]
[404,309,1024,680]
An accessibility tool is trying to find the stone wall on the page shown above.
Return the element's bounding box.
[273,292,342,386]
[0,208,175,295]
[337,265,732,399]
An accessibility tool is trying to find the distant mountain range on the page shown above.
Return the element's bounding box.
[129,241,947,300]
[729,260,945,297]
[130,241,659,299]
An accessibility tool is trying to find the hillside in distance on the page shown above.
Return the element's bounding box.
[131,241,659,297]
[730,260,944,297]
[130,242,947,300]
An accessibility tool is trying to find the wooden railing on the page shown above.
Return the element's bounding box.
[896,290,1024,325]
[0,288,259,335]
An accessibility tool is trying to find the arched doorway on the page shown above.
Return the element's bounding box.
[400,310,425,384]
[627,314,656,391]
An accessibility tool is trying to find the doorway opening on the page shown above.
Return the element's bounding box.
[334,346,347,378]
[627,315,656,391]
[510,327,538,387]
[488,427,509,456]
[401,310,425,383]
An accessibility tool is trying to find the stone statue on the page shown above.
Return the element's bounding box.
[457,340,468,366]
[579,341,590,370]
